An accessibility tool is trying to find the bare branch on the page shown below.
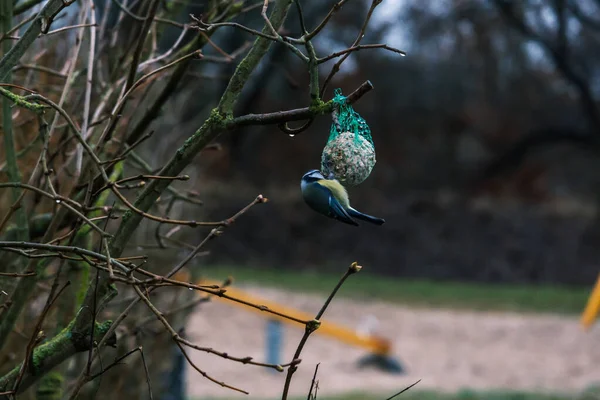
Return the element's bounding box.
[88,345,153,400]
[305,0,351,40]
[321,0,385,96]
[281,262,362,400]
[384,380,422,400]
[493,0,600,130]
[11,281,70,393]
[230,80,374,128]
[0,0,78,80]
[318,43,406,63]
[0,241,131,273]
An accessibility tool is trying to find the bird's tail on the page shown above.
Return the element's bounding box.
[347,207,385,226]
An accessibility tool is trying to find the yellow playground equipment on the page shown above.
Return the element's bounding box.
[581,272,600,330]
[195,278,404,373]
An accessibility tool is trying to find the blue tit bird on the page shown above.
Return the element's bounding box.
[300,169,385,226]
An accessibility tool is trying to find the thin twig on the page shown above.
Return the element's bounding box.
[88,345,153,399]
[125,0,160,90]
[109,186,226,227]
[11,281,71,394]
[139,25,190,69]
[260,0,279,37]
[230,80,374,128]
[79,0,97,181]
[44,23,97,37]
[192,15,276,41]
[190,13,307,61]
[12,64,67,78]
[93,173,188,196]
[320,0,385,96]
[306,363,320,400]
[281,262,362,400]
[0,241,130,273]
[0,193,24,237]
[0,183,110,237]
[0,272,35,277]
[305,0,351,41]
[318,43,406,63]
[384,380,422,400]
[96,49,203,147]
[24,94,110,182]
[111,0,184,28]
[176,343,248,394]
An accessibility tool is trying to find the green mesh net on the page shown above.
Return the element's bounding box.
[327,88,374,147]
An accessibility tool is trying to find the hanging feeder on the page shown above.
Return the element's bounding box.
[321,88,376,186]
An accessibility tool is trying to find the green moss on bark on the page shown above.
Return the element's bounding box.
[0,320,115,395]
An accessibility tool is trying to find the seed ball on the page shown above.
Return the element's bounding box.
[321,131,376,186]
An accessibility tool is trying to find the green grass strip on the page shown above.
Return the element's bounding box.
[200,266,591,315]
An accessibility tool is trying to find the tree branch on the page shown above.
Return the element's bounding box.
[228,80,374,128]
[0,0,77,80]
[217,0,294,116]
[493,0,600,131]
[0,320,116,398]
[281,262,362,400]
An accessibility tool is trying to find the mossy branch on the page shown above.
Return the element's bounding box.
[217,0,294,116]
[227,80,374,128]
[0,320,115,398]
[0,0,77,80]
[14,0,47,17]
[0,86,47,113]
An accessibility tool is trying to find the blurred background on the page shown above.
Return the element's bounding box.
[138,0,600,285]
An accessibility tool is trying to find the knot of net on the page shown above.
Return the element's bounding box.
[327,88,374,146]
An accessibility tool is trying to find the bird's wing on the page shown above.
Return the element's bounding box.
[304,184,358,226]
[325,190,358,226]
[347,207,385,226]
[317,179,350,207]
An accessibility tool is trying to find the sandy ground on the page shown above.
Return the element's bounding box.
[185,286,600,399]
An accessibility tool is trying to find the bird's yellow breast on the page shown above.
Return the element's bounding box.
[317,179,350,207]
